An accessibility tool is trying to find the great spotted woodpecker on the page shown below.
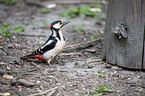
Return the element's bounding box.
[21,20,70,65]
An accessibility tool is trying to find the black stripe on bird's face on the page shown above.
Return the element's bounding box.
[50,21,62,30]
[50,20,71,30]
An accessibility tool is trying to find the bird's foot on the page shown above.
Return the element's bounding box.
[47,59,52,66]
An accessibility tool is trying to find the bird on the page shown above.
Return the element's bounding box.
[20,20,71,65]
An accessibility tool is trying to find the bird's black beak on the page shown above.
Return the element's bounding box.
[63,21,71,25]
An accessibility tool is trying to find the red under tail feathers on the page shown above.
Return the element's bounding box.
[20,54,47,61]
[31,54,47,61]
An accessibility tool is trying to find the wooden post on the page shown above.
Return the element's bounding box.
[143,0,145,69]
[104,0,145,69]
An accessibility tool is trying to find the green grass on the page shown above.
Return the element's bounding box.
[89,85,114,96]
[98,71,106,78]
[74,25,84,36]
[94,85,113,95]
[41,8,51,14]
[62,6,104,18]
[0,0,18,5]
[90,34,96,40]
[0,23,24,38]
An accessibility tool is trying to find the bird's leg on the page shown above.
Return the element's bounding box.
[47,55,57,65]
[47,59,52,66]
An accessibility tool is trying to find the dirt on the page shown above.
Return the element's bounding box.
[0,0,145,96]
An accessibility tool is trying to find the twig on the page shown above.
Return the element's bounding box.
[129,84,145,88]
[0,48,9,55]
[16,34,46,37]
[87,59,102,64]
[24,0,44,7]
[23,69,38,73]
[47,90,56,96]
[65,38,101,49]
[0,68,38,75]
[28,86,58,96]
[24,0,97,7]
[31,62,41,69]
[48,0,96,4]
[0,70,18,75]
[0,62,8,65]
[59,52,82,56]
[0,56,19,58]
[0,93,10,96]
[0,80,9,85]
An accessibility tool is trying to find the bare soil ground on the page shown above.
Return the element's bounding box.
[0,0,145,96]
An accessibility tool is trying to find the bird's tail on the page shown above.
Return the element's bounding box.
[20,53,36,60]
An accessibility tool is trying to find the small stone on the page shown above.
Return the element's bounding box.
[88,65,93,68]
[3,74,13,80]
[8,44,13,48]
[73,83,77,86]
[127,78,131,80]
[96,19,103,25]
[48,75,54,78]
[75,63,80,68]
[0,92,10,96]
[36,81,41,84]
[111,66,122,70]
[12,36,16,39]
[15,44,20,48]
[18,79,34,87]
[85,48,96,53]
[18,85,23,91]
[6,66,11,70]
[117,90,121,93]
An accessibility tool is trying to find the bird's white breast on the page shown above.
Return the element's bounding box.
[42,31,66,60]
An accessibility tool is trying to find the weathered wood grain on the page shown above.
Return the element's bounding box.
[104,0,144,69]
[143,0,145,69]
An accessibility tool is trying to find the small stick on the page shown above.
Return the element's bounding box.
[0,48,9,55]
[65,38,101,49]
[0,70,18,75]
[28,86,58,96]
[48,0,96,4]
[0,56,19,58]
[87,59,102,64]
[47,90,56,96]
[0,62,8,65]
[16,34,46,37]
[59,52,82,56]
[31,62,41,69]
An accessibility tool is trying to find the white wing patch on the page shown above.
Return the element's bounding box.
[41,40,53,49]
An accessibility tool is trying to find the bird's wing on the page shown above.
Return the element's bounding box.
[26,37,58,57]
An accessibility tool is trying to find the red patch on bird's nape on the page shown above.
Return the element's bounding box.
[50,24,53,29]
[32,54,47,61]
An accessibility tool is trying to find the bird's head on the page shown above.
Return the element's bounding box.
[50,20,71,30]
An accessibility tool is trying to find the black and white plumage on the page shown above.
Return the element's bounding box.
[21,20,70,64]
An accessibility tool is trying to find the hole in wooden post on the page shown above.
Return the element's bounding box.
[113,22,128,46]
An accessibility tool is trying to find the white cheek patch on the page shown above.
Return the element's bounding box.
[53,23,61,29]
